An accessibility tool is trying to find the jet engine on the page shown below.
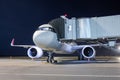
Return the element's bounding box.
[27,46,43,59]
[81,46,96,59]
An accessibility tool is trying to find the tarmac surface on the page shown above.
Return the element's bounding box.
[0,58,120,80]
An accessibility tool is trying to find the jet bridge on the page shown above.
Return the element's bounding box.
[62,15,120,40]
[49,15,120,48]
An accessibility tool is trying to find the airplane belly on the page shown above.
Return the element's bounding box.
[33,31,61,50]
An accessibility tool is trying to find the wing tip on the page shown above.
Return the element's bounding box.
[11,38,15,46]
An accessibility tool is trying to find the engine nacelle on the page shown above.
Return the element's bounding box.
[81,46,96,59]
[27,46,43,59]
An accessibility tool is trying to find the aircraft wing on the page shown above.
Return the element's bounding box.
[71,44,100,50]
[10,38,33,48]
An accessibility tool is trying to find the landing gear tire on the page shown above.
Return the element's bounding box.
[77,50,84,60]
[77,52,85,60]
[47,58,54,63]
[47,52,57,64]
[78,55,84,60]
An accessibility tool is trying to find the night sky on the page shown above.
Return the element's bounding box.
[0,0,120,56]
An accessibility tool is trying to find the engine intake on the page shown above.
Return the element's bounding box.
[82,46,95,59]
[27,46,43,59]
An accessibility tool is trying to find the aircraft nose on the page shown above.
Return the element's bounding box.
[33,30,60,49]
[33,31,50,47]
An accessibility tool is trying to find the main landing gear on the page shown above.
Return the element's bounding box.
[47,52,57,63]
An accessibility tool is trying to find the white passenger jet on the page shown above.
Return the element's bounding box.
[11,24,104,63]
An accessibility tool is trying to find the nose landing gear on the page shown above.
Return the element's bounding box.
[47,52,57,64]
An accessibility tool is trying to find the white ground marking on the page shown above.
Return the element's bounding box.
[0,73,120,77]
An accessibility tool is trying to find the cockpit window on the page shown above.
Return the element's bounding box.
[40,27,49,31]
[38,27,56,33]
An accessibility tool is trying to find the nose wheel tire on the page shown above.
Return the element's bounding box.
[47,52,57,63]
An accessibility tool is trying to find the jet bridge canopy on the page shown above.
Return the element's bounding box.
[49,18,65,39]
